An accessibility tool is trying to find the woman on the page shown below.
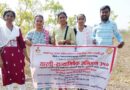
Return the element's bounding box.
[51,11,76,45]
[25,15,50,90]
[76,14,93,46]
[76,14,93,90]
[0,10,29,90]
[51,11,76,90]
[25,15,50,46]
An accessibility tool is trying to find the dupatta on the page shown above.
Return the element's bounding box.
[0,23,19,47]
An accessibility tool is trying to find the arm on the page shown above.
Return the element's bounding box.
[92,26,97,45]
[23,48,30,63]
[25,30,33,46]
[50,29,56,45]
[113,23,124,48]
[25,39,32,46]
[117,41,124,48]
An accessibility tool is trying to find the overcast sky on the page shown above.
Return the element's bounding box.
[1,0,130,30]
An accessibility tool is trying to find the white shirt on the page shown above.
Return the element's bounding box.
[76,26,93,46]
[0,24,19,47]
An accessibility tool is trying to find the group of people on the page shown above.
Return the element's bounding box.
[0,5,124,90]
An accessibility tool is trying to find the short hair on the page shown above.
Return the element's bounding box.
[3,10,16,19]
[34,15,44,21]
[57,11,67,18]
[77,14,86,21]
[100,5,111,12]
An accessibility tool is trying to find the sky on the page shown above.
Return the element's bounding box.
[0,0,130,30]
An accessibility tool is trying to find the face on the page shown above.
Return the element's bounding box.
[100,8,110,22]
[77,15,86,26]
[4,12,15,23]
[34,16,44,29]
[58,14,67,25]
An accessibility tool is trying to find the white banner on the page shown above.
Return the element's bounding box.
[30,45,117,90]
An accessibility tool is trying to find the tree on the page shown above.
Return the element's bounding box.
[15,0,44,34]
[67,15,76,27]
[43,0,77,27]
[0,3,8,18]
[43,0,63,25]
[1,0,77,34]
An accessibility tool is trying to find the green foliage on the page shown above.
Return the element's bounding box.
[43,0,76,27]
[68,15,77,27]
[43,0,63,25]
[0,0,78,35]
[15,0,43,34]
[0,3,8,18]
[44,0,63,14]
[45,14,56,25]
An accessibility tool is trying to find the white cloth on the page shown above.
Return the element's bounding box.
[0,24,20,47]
[6,84,14,90]
[76,26,93,46]
[0,18,5,27]
[6,84,26,90]
[18,84,26,90]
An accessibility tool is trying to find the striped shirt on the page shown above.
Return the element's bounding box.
[92,20,123,45]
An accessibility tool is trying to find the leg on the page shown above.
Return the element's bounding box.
[45,87,50,90]
[59,88,62,90]
[59,88,67,90]
[37,88,43,90]
[6,84,14,90]
[37,87,51,90]
[18,84,26,90]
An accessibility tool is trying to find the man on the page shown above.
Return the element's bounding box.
[92,5,124,90]
[92,5,124,48]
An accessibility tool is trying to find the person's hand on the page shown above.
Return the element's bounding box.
[26,56,30,63]
[118,41,124,48]
[0,57,3,68]
[93,39,97,45]
[58,40,65,45]
[64,40,71,45]
[25,40,32,46]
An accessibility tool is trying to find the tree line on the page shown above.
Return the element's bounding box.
[0,0,118,35]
